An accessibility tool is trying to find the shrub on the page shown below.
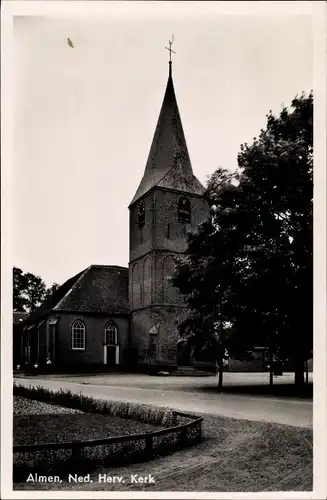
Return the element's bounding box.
[13,383,175,427]
[13,383,203,480]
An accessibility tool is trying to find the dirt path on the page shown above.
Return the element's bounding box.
[14,414,313,492]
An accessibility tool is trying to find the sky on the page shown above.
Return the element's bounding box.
[12,2,314,287]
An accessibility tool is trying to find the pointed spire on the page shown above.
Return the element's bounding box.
[130,57,204,206]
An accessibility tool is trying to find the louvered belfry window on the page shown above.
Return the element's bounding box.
[137,200,145,227]
[178,197,191,224]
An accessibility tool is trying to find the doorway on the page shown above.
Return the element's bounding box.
[104,344,119,366]
[177,339,192,366]
[103,322,119,366]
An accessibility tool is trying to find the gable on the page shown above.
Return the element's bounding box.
[157,162,205,196]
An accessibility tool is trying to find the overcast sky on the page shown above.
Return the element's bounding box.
[12,2,314,287]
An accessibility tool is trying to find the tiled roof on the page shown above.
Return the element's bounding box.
[54,265,129,314]
[130,62,205,207]
[27,269,85,322]
[27,265,129,322]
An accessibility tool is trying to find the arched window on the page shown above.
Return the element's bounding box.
[178,197,191,224]
[105,322,118,345]
[71,320,86,350]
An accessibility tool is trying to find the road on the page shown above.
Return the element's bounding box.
[14,372,312,428]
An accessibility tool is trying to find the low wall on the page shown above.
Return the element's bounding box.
[228,359,265,372]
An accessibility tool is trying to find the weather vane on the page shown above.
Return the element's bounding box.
[165,34,176,63]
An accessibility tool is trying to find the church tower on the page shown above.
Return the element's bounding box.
[128,56,209,369]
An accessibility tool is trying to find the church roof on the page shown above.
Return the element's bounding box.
[25,265,129,323]
[130,62,205,207]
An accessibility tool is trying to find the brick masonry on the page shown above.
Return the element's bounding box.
[129,187,209,367]
[17,64,211,372]
[33,313,130,369]
[130,306,189,366]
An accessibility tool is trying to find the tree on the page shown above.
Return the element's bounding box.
[13,267,28,311]
[13,267,50,313]
[24,273,47,312]
[43,283,60,304]
[172,92,313,390]
[236,92,313,387]
[173,168,243,389]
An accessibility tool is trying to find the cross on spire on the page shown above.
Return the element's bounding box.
[165,35,176,63]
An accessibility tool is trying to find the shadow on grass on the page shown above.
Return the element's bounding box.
[14,412,162,446]
[195,382,313,399]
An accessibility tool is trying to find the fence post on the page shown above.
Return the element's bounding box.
[72,444,82,463]
[179,427,187,448]
[145,434,153,459]
[197,422,202,442]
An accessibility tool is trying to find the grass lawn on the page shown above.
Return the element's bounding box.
[14,412,312,492]
[13,397,163,446]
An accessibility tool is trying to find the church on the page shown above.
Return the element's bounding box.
[19,58,210,372]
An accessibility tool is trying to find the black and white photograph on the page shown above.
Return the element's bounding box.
[1,0,326,498]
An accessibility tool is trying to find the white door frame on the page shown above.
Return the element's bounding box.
[103,344,119,365]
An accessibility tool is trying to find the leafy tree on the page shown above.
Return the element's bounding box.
[43,283,60,304]
[173,168,242,389]
[13,267,50,313]
[172,92,313,390]
[13,267,28,311]
[236,91,313,387]
[24,273,47,312]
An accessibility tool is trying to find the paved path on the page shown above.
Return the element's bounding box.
[14,373,312,428]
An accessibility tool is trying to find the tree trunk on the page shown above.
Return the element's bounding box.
[269,350,273,386]
[218,361,223,391]
[269,365,273,386]
[294,360,305,388]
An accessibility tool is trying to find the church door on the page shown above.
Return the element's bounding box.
[103,322,119,366]
[177,340,192,366]
[104,345,119,366]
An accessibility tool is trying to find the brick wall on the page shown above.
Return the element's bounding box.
[129,188,209,263]
[130,306,189,366]
[129,185,209,368]
[53,313,129,367]
[129,191,155,263]
[152,189,209,253]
